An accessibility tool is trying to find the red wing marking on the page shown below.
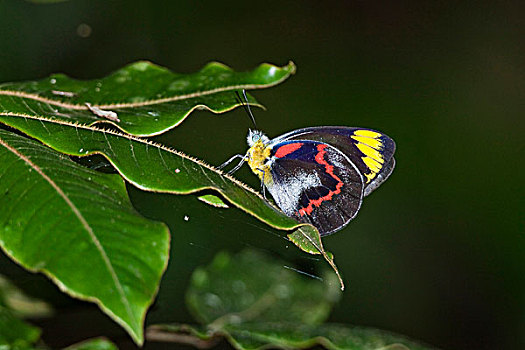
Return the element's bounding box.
[274,142,304,158]
[298,144,344,216]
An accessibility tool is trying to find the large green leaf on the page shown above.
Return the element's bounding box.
[147,250,438,350]
[0,129,170,344]
[0,61,295,136]
[186,250,341,327]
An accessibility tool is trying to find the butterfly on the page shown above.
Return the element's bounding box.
[221,125,396,236]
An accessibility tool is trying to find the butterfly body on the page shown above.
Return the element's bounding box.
[237,126,395,236]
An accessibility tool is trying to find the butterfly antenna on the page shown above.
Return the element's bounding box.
[235,89,257,129]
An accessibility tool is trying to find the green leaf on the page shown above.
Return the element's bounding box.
[1,123,343,290]
[0,305,40,349]
[149,323,439,350]
[224,323,439,350]
[148,250,439,350]
[0,61,296,136]
[63,338,118,350]
[0,129,170,345]
[0,113,344,289]
[186,250,341,327]
[197,194,230,208]
[0,115,298,229]
[0,61,345,291]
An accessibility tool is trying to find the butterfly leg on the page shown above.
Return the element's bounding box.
[218,154,247,174]
[255,168,267,199]
[261,182,267,199]
[228,155,250,174]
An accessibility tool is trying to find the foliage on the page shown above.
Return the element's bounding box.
[0,61,437,349]
[147,250,438,350]
[0,275,115,350]
[0,61,344,344]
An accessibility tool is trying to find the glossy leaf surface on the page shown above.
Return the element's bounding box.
[0,129,170,344]
[0,61,295,136]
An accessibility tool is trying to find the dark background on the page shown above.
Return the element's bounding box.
[0,1,523,350]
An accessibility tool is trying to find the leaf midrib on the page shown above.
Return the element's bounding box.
[0,134,135,326]
[0,78,285,110]
[0,112,265,199]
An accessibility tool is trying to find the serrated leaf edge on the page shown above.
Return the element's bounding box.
[0,112,292,227]
[1,112,343,290]
[0,61,296,110]
[0,132,162,344]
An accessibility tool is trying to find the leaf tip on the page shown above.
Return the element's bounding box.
[286,60,297,74]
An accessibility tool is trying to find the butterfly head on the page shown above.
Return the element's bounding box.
[247,129,269,147]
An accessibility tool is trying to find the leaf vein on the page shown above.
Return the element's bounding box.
[0,135,136,325]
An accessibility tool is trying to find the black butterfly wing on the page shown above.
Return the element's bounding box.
[271,126,396,196]
[266,140,364,236]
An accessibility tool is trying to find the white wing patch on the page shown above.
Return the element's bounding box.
[267,170,321,216]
